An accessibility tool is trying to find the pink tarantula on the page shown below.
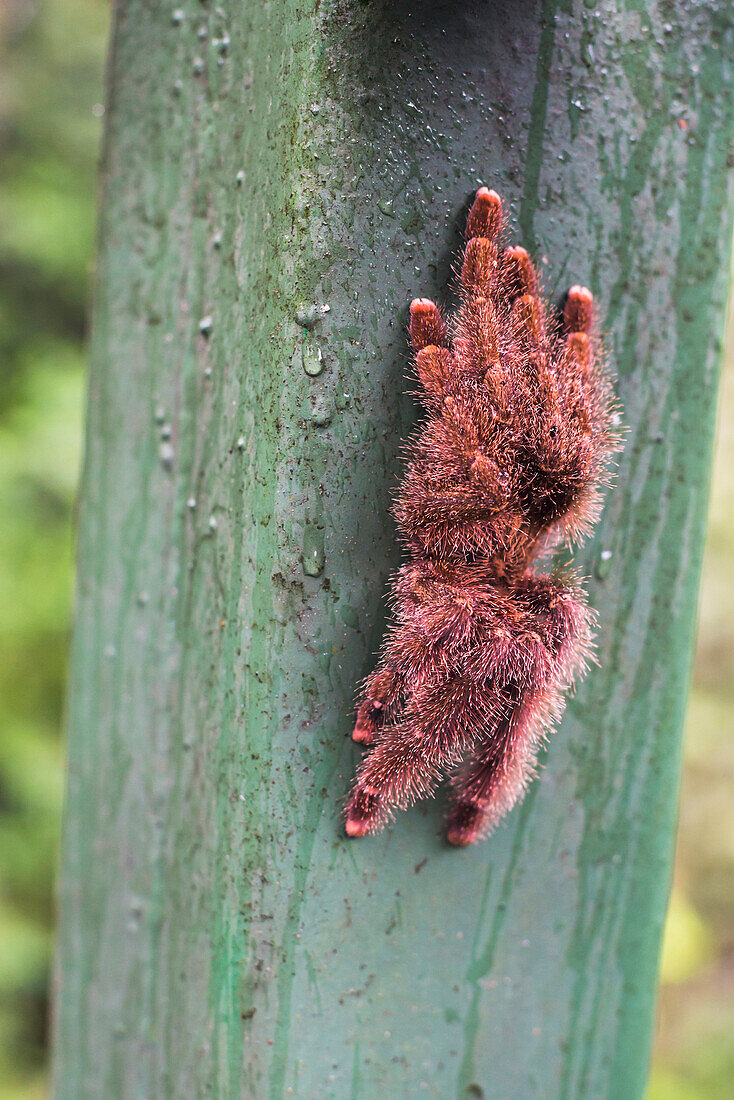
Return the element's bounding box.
[344,186,618,845]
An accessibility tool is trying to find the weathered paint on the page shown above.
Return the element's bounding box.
[53,1,734,1097]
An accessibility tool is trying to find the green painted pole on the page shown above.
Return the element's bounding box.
[52,1,734,1097]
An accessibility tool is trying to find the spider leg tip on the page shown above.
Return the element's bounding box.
[475,185,501,204]
[568,284,593,303]
[564,284,595,335]
[446,826,475,847]
[345,785,381,837]
[352,725,374,745]
[410,297,437,314]
[410,297,446,350]
[446,801,484,846]
[466,187,503,243]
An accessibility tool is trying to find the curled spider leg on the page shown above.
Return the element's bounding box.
[446,575,593,844]
[345,675,499,837]
[446,681,562,846]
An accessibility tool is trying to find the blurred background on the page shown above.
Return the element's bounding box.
[0,2,731,1097]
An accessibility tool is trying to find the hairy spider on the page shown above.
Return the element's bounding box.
[344,186,619,845]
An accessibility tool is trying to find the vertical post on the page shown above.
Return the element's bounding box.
[53,2,734,1096]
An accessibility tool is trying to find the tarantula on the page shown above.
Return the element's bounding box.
[344,187,617,845]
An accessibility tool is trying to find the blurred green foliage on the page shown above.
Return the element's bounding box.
[648,325,734,1100]
[0,1,731,1096]
[0,1,108,1095]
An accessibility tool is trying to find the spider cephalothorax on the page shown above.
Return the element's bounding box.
[345,187,618,845]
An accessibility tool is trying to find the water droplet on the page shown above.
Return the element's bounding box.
[302,339,323,377]
[295,303,319,329]
[159,442,175,469]
[187,497,197,509]
[155,406,166,424]
[209,516,218,531]
[103,644,116,659]
[212,230,222,249]
[301,524,325,576]
[579,23,596,68]
[193,57,205,76]
[237,436,246,449]
[310,398,332,427]
[596,549,613,581]
[160,423,172,440]
[171,9,184,26]
[236,170,245,186]
[137,591,150,607]
[378,199,395,217]
[199,314,213,335]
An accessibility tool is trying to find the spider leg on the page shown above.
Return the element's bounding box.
[446,574,593,844]
[448,576,598,840]
[557,285,612,440]
[514,282,616,543]
[345,674,500,837]
[354,612,451,745]
[501,244,537,298]
[563,284,594,336]
[413,344,455,408]
[556,285,598,410]
[410,190,504,401]
[458,256,612,543]
[352,658,404,745]
[456,190,504,362]
[410,298,449,352]
[455,192,547,402]
[465,186,503,244]
[445,680,562,845]
[409,297,456,409]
